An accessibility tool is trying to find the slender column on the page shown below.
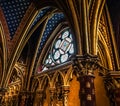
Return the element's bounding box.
[56,83,62,105]
[36,89,43,106]
[62,86,70,106]
[27,93,34,106]
[49,88,56,106]
[7,96,13,106]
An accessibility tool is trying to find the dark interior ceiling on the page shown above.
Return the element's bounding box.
[0,0,119,41]
[107,0,120,56]
[0,0,31,38]
[0,0,66,49]
[0,0,66,71]
[0,0,120,55]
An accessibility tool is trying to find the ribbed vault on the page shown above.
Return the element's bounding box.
[0,0,120,106]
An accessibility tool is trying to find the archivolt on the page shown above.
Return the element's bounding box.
[98,30,113,70]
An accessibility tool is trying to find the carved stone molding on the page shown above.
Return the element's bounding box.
[49,88,56,106]
[104,71,120,106]
[36,89,44,106]
[71,54,98,75]
[62,86,70,106]
[18,90,34,106]
[71,54,98,106]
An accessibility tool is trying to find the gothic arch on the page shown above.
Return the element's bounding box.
[1,1,120,106]
[39,74,51,90]
[98,33,113,70]
[51,70,64,88]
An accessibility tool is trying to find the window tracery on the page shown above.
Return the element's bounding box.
[41,28,75,72]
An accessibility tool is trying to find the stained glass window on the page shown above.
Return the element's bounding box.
[42,28,75,71]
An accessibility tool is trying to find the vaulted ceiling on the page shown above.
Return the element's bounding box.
[0,0,67,63]
[0,0,69,87]
[0,0,31,38]
[0,0,120,87]
[0,0,119,54]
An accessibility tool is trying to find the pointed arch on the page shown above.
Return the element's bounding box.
[89,0,106,54]
[39,74,51,90]
[51,70,64,88]
[2,4,37,88]
[31,77,40,92]
[64,65,73,86]
[14,64,25,90]
[98,35,113,70]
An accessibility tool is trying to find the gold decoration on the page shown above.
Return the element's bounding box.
[87,94,92,101]
[86,82,91,88]
[88,70,93,75]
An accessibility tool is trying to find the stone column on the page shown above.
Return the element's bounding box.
[56,83,63,106]
[36,89,43,106]
[49,88,56,106]
[80,71,96,106]
[62,86,70,106]
[72,55,98,106]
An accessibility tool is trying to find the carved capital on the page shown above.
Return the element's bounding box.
[49,88,56,95]
[62,86,70,94]
[72,54,99,76]
[71,55,98,106]
[36,89,43,95]
[19,90,34,96]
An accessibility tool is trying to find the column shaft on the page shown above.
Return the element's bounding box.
[80,75,96,106]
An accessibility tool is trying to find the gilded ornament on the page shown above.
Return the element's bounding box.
[87,94,92,101]
[86,82,91,88]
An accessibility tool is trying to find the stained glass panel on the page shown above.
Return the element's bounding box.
[61,54,68,63]
[55,40,61,49]
[54,51,60,59]
[62,31,69,39]
[69,44,74,54]
[42,28,75,71]
[60,40,69,51]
